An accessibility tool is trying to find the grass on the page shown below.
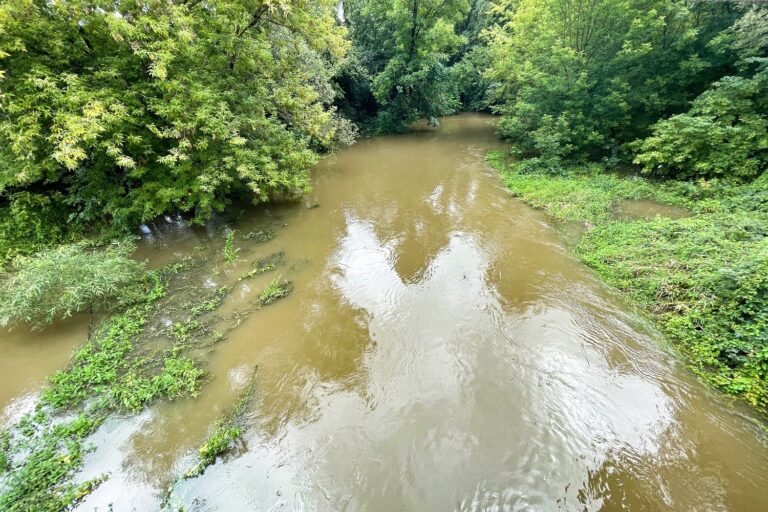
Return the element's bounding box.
[487,153,686,223]
[184,369,258,479]
[0,259,232,511]
[488,152,768,413]
[258,276,293,306]
[189,286,232,317]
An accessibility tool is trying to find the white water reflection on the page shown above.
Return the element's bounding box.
[171,213,677,511]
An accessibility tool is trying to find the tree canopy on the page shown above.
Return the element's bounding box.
[0,0,765,259]
[0,0,353,258]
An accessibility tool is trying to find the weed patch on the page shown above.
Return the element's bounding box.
[259,277,293,306]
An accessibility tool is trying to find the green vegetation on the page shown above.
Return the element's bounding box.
[240,251,284,281]
[336,0,494,132]
[185,369,258,478]
[0,431,9,473]
[634,70,768,181]
[258,276,293,306]
[488,154,686,223]
[487,0,741,169]
[0,0,353,259]
[243,228,276,243]
[223,228,240,264]
[0,241,146,328]
[189,286,232,317]
[0,412,106,512]
[489,156,768,411]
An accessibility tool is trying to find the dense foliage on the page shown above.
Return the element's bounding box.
[337,0,496,131]
[0,0,352,258]
[634,5,768,180]
[487,0,753,171]
[0,241,146,328]
[634,70,768,180]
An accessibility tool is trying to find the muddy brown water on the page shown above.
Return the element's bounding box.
[2,113,768,511]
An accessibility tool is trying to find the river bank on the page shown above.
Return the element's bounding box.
[488,152,768,414]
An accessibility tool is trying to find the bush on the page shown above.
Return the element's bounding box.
[0,241,146,328]
[633,70,768,181]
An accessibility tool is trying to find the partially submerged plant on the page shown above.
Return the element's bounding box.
[189,286,232,317]
[243,227,275,243]
[258,276,293,306]
[0,240,147,329]
[223,228,240,264]
[185,368,258,478]
[239,252,284,281]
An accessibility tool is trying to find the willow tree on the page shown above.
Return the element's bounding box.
[0,0,352,258]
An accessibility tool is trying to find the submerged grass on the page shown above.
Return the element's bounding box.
[243,228,275,243]
[258,276,293,306]
[185,368,258,479]
[0,259,231,511]
[488,152,768,413]
[239,251,284,281]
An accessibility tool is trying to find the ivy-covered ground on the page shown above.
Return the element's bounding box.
[488,152,768,413]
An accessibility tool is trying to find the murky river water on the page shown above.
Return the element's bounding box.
[2,113,768,511]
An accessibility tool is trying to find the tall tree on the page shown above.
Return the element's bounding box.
[0,0,352,257]
[342,0,471,131]
[633,2,768,181]
[487,0,739,167]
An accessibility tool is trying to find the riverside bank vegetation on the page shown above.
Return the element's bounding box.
[0,0,766,508]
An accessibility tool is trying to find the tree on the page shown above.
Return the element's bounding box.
[633,3,768,181]
[486,0,739,166]
[343,0,471,131]
[633,70,768,180]
[0,0,352,256]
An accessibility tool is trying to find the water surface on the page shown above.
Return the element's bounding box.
[2,113,767,511]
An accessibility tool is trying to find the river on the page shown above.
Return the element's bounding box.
[2,113,768,511]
